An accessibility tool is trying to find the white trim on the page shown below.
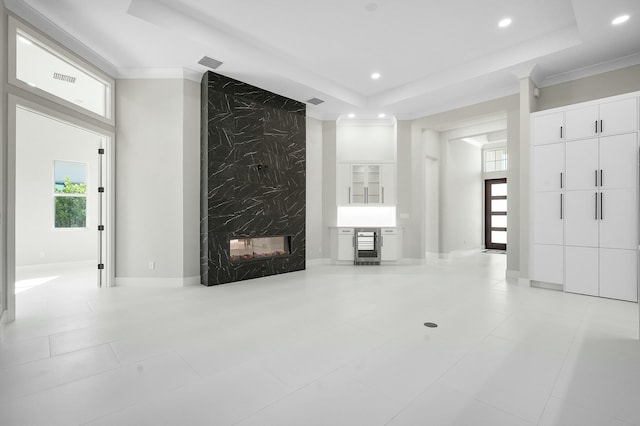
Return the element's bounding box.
[306,258,330,267]
[4,0,118,77]
[530,280,563,291]
[540,52,640,88]
[117,67,203,82]
[116,276,201,288]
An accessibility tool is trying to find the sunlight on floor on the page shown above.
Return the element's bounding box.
[14,276,59,295]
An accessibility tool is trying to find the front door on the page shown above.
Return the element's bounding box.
[485,178,507,250]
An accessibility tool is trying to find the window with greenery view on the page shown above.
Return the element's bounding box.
[54,161,87,228]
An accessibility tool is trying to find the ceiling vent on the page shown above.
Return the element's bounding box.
[198,56,223,70]
[53,72,76,83]
[307,97,324,105]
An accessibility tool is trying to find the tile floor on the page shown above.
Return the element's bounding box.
[1,252,639,425]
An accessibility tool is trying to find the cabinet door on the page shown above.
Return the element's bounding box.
[564,190,599,248]
[599,97,638,136]
[599,188,638,250]
[565,104,599,140]
[533,112,564,145]
[380,163,395,205]
[351,165,366,204]
[380,228,398,261]
[533,191,564,245]
[565,139,598,190]
[599,133,638,190]
[366,165,381,204]
[565,246,599,296]
[532,244,563,284]
[533,144,565,192]
[599,248,638,302]
[337,229,355,261]
[336,163,351,205]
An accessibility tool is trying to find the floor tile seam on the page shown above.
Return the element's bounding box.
[439,382,537,425]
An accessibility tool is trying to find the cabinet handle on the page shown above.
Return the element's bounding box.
[348,187,351,204]
[600,170,603,187]
[560,172,563,189]
[561,193,563,219]
[600,120,603,133]
[600,192,603,220]
[382,187,385,203]
[560,126,563,139]
[595,120,598,134]
[595,192,598,220]
[595,170,598,187]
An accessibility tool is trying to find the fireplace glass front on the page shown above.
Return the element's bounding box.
[230,236,291,261]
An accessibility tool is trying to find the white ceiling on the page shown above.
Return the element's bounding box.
[8,0,640,120]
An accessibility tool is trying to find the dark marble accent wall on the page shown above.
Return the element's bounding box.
[201,71,306,286]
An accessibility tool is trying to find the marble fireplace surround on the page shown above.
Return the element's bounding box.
[200,71,306,286]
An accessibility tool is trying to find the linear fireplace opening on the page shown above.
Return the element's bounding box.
[230,236,291,262]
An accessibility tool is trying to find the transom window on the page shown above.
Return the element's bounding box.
[484,148,507,172]
[9,16,114,124]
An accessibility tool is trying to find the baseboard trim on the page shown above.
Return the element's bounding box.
[531,280,563,292]
[306,258,331,267]
[115,275,201,288]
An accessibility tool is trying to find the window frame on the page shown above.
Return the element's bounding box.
[484,147,508,173]
[7,15,115,126]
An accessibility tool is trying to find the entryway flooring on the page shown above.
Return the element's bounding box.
[1,252,639,425]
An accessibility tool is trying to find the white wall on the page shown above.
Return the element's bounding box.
[321,121,337,258]
[182,79,200,278]
[15,107,100,266]
[116,78,198,284]
[0,3,7,325]
[441,138,482,253]
[337,123,396,163]
[306,117,323,260]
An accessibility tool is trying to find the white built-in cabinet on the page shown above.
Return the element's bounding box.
[531,92,639,302]
[337,228,355,261]
[381,228,398,261]
[336,163,395,205]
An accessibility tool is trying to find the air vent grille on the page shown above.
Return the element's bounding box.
[307,97,324,105]
[53,72,76,83]
[198,56,223,70]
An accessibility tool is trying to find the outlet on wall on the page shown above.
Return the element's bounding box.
[148,261,155,270]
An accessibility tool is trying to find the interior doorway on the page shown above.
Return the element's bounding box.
[484,178,507,250]
[10,100,112,320]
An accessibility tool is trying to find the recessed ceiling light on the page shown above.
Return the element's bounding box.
[371,72,381,80]
[498,18,512,28]
[612,15,630,25]
[348,113,355,118]
[378,113,386,118]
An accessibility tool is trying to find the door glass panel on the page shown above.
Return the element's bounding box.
[491,199,507,212]
[491,231,507,244]
[53,161,87,228]
[492,183,507,196]
[491,215,507,228]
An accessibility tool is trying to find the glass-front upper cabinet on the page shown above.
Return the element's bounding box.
[337,163,395,206]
